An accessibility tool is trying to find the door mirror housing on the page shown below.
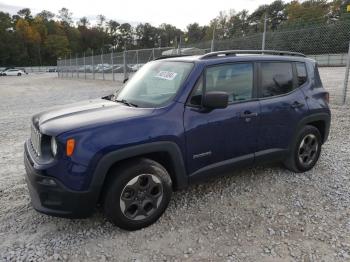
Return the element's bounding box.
[202,91,229,109]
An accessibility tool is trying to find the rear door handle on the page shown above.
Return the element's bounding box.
[291,101,305,109]
[240,111,258,118]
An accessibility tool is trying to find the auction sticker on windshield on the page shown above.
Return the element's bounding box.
[154,71,178,80]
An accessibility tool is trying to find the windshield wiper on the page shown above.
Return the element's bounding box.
[115,99,138,107]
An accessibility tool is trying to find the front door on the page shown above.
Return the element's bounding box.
[184,62,260,176]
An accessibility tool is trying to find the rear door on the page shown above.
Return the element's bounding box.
[257,61,309,160]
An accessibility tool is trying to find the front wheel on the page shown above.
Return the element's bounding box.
[284,125,322,173]
[17,73,21,76]
[103,158,172,231]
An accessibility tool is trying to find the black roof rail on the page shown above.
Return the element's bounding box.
[200,50,306,59]
[155,54,194,60]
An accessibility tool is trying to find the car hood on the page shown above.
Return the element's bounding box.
[33,98,154,136]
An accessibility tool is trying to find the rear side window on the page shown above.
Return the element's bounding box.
[260,62,293,98]
[296,62,307,86]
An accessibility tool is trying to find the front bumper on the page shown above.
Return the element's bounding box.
[24,142,97,218]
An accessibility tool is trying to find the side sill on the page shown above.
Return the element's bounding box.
[189,153,254,184]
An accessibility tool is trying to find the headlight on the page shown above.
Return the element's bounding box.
[51,137,58,156]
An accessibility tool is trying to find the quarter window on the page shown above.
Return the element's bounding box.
[189,76,203,106]
[260,62,293,97]
[296,62,307,86]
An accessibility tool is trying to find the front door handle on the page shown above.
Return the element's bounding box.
[291,101,305,109]
[240,111,258,118]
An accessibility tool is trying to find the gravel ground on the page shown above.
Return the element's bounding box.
[0,73,349,261]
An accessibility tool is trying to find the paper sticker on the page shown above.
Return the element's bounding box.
[154,71,177,80]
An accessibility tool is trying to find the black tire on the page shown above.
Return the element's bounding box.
[103,158,172,231]
[284,125,322,173]
[17,73,21,76]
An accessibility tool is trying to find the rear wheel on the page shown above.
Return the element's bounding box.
[17,73,21,76]
[284,125,322,172]
[103,158,172,231]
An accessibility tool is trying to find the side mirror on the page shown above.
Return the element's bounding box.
[202,91,229,109]
[123,78,129,84]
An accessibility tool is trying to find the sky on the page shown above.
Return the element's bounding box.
[0,0,276,29]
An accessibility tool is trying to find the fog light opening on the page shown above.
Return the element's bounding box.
[40,178,57,186]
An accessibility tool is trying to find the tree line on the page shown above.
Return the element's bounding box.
[0,0,350,66]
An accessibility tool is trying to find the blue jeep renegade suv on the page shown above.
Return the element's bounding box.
[24,50,331,230]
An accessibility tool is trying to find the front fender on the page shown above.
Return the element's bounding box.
[89,141,188,200]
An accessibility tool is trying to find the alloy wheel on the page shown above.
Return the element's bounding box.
[298,134,319,167]
[120,174,163,221]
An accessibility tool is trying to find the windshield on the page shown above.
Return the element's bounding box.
[115,61,194,108]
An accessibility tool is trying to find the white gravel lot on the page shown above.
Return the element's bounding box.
[0,72,349,261]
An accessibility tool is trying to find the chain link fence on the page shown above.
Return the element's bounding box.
[57,20,350,105]
[57,47,179,82]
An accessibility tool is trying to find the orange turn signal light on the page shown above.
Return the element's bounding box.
[66,138,75,156]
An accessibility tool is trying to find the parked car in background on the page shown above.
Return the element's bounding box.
[1,69,26,76]
[130,64,144,72]
[96,64,110,73]
[17,68,28,74]
[161,47,206,56]
[0,67,13,76]
[113,65,134,73]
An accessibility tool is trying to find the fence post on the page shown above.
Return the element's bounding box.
[123,50,127,80]
[152,48,155,60]
[101,48,105,80]
[70,54,73,78]
[111,49,115,81]
[178,35,182,55]
[65,56,67,78]
[76,54,79,78]
[327,54,330,66]
[262,14,267,52]
[84,52,86,80]
[342,42,350,105]
[211,23,216,52]
[136,50,139,67]
[123,50,127,81]
[92,50,95,80]
[57,59,60,78]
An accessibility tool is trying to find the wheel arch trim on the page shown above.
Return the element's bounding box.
[293,112,331,147]
[89,141,188,200]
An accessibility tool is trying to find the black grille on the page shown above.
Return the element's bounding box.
[30,125,41,156]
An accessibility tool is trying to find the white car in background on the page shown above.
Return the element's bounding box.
[1,69,26,76]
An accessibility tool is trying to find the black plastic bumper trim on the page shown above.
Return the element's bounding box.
[24,143,97,218]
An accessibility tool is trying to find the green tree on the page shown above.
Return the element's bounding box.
[36,10,55,21]
[186,23,207,43]
[107,20,120,48]
[58,7,73,26]
[44,34,70,60]
[135,23,159,48]
[158,23,183,47]
[17,8,33,21]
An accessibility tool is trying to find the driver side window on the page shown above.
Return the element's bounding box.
[188,63,254,106]
[205,63,253,103]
